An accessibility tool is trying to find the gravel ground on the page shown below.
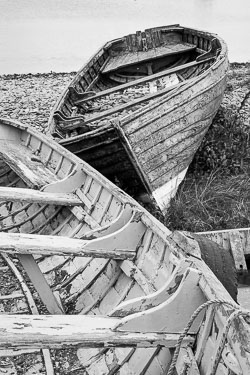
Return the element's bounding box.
[0,72,76,133]
[0,63,249,134]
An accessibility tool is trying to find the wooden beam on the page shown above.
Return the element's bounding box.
[74,57,213,106]
[0,232,135,259]
[0,315,194,350]
[0,187,82,206]
[0,213,145,259]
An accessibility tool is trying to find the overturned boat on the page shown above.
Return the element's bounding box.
[48,24,228,211]
[0,117,249,375]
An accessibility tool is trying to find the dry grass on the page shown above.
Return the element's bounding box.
[164,171,250,232]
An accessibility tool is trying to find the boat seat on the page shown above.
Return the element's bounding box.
[0,140,57,189]
[101,42,196,74]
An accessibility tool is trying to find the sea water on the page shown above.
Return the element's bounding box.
[0,0,249,74]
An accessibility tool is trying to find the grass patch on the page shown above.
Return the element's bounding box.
[189,109,250,176]
[164,171,250,232]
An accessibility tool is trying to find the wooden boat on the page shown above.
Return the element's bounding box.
[48,24,228,211]
[0,117,249,375]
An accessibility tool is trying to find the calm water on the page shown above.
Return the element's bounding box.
[0,0,249,74]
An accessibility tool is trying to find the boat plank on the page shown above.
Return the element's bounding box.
[136,118,212,171]
[145,126,209,186]
[128,92,222,155]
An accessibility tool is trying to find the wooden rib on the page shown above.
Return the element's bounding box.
[0,314,194,349]
[110,259,190,317]
[74,58,214,106]
[1,253,54,374]
[0,187,83,206]
[82,204,133,239]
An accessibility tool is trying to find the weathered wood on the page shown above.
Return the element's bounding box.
[0,315,194,350]
[0,187,83,206]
